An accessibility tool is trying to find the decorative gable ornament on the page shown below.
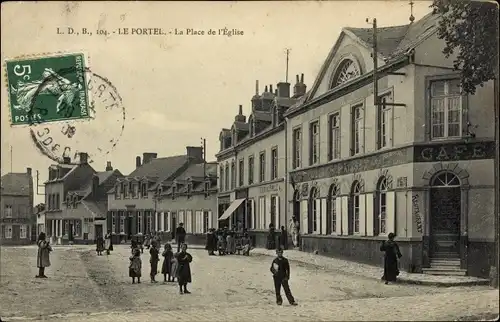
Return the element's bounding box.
[331,58,361,88]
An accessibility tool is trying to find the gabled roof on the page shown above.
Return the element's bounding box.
[302,11,438,109]
[81,200,107,218]
[129,155,187,178]
[78,170,123,199]
[1,173,31,196]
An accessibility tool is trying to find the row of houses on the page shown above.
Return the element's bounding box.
[215,11,496,279]
[1,11,495,279]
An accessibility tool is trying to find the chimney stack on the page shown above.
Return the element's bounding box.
[142,153,158,165]
[186,146,203,161]
[63,157,71,164]
[255,80,259,95]
[269,84,273,93]
[26,167,32,176]
[277,82,290,98]
[92,175,99,197]
[105,161,113,171]
[234,105,246,122]
[79,152,88,164]
[136,156,142,168]
[293,74,307,98]
[239,105,243,115]
[264,85,268,93]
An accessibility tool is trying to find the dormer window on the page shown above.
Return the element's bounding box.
[187,183,192,199]
[129,182,135,198]
[141,181,148,198]
[172,184,177,200]
[66,195,71,208]
[123,182,129,198]
[72,196,78,208]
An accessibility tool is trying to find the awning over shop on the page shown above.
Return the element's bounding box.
[218,198,246,221]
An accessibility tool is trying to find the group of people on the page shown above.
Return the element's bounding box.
[204,226,252,256]
[128,239,194,294]
[95,230,114,255]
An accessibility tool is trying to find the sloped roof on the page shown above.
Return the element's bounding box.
[253,111,272,122]
[233,121,249,131]
[1,173,31,196]
[344,12,438,60]
[282,92,309,117]
[81,200,107,218]
[275,97,298,108]
[175,162,218,181]
[78,170,123,199]
[129,155,187,178]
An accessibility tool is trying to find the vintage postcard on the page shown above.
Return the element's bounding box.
[1,1,499,321]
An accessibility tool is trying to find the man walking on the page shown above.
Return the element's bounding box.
[175,223,186,252]
[270,248,298,306]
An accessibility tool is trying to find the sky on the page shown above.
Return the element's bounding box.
[1,1,432,204]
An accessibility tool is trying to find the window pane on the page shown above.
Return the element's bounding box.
[448,79,461,95]
[431,81,445,96]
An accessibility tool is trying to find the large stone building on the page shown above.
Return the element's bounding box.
[1,168,34,245]
[43,153,123,244]
[284,12,496,278]
[107,147,217,244]
[216,78,306,246]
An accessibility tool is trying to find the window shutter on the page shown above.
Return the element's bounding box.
[366,193,375,236]
[265,197,271,228]
[187,211,193,233]
[208,210,213,230]
[166,211,171,231]
[361,111,366,153]
[359,194,366,236]
[335,198,342,235]
[341,196,349,236]
[315,198,321,234]
[179,211,185,227]
[251,199,255,229]
[388,107,394,147]
[321,198,327,235]
[154,212,158,232]
[107,211,112,233]
[275,197,280,229]
[386,191,396,235]
[300,199,308,234]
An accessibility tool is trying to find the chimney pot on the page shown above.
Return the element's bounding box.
[79,152,88,164]
[136,156,142,168]
[26,167,32,176]
[238,105,243,115]
[105,161,113,171]
[186,146,203,161]
[264,85,268,92]
[277,82,291,98]
[301,73,304,83]
[270,84,273,93]
[296,75,299,83]
[275,89,278,95]
[255,80,259,95]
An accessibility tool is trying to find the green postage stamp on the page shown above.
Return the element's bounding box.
[5,52,90,126]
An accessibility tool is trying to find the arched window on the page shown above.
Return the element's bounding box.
[332,59,361,88]
[376,177,389,235]
[350,181,361,234]
[431,171,460,187]
[327,184,339,234]
[308,187,320,233]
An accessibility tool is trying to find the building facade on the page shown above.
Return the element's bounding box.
[284,12,496,278]
[217,79,306,246]
[157,162,218,244]
[107,147,215,244]
[1,168,34,245]
[44,153,123,244]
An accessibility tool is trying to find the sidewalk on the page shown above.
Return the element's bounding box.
[251,248,491,287]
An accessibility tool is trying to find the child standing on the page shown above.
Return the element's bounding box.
[149,240,160,283]
[129,248,142,284]
[161,243,174,282]
[175,243,193,294]
[270,248,297,306]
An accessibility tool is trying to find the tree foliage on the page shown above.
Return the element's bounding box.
[430,0,498,95]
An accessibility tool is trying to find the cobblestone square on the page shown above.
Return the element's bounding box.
[0,245,498,321]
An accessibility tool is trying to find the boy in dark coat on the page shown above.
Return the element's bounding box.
[175,243,193,294]
[149,240,160,283]
[270,248,297,306]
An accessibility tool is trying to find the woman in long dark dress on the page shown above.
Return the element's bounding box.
[205,228,217,255]
[96,235,105,256]
[380,233,402,284]
[267,223,276,250]
[175,243,193,294]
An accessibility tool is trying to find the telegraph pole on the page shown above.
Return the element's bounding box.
[10,146,13,173]
[285,48,291,83]
[201,137,206,179]
[366,18,378,106]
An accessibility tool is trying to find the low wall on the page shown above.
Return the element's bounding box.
[300,235,423,273]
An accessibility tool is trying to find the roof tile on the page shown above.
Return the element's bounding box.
[1,173,31,196]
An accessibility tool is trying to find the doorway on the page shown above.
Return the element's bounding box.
[293,190,300,229]
[429,171,461,259]
[94,224,103,239]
